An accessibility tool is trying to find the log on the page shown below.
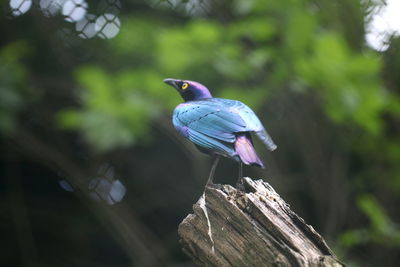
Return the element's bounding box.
[178,177,344,267]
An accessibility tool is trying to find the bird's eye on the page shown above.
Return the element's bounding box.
[181,82,189,90]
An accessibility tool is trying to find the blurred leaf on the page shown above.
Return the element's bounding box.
[157,20,221,76]
[357,194,393,234]
[357,194,400,246]
[284,10,316,56]
[229,17,276,42]
[218,86,268,110]
[339,229,368,247]
[58,66,160,151]
[296,33,385,134]
[0,41,33,133]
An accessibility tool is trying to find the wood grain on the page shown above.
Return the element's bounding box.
[178,177,344,267]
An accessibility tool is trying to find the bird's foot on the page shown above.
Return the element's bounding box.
[236,178,245,192]
[206,180,216,188]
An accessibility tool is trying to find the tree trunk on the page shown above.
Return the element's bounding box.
[178,177,344,267]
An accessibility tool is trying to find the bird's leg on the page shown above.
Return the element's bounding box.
[236,162,244,190]
[206,155,220,186]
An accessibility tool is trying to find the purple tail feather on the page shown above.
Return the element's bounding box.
[234,134,264,168]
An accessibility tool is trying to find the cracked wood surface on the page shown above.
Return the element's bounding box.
[178,177,344,267]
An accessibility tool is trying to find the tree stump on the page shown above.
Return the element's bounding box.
[178,177,344,267]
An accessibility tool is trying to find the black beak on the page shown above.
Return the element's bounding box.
[163,78,179,89]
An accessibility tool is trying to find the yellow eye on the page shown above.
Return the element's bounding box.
[181,82,189,90]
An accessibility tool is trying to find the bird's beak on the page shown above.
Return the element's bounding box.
[163,78,179,89]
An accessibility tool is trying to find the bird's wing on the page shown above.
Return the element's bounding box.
[186,128,237,156]
[218,99,277,151]
[173,99,277,151]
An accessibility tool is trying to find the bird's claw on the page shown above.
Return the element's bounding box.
[206,180,216,188]
[236,178,245,191]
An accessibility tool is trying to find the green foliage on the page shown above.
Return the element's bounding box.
[0,41,32,133]
[58,66,163,151]
[296,33,385,134]
[157,20,222,78]
[339,195,400,248]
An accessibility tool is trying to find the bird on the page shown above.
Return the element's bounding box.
[164,78,277,187]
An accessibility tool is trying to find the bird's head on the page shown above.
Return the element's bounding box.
[163,78,212,102]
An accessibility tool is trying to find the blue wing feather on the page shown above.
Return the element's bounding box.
[187,128,237,157]
[172,98,277,155]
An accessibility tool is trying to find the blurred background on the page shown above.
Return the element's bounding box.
[1,0,400,266]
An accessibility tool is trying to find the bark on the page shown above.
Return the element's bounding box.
[178,177,344,267]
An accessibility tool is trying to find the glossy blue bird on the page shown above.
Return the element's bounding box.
[164,78,277,187]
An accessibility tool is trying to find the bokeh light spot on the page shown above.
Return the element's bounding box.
[9,0,32,16]
[95,13,121,39]
[62,0,88,22]
[365,0,400,51]
[75,13,98,39]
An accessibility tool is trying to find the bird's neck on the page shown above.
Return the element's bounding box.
[182,89,212,102]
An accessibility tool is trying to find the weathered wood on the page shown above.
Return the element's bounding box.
[178,177,344,267]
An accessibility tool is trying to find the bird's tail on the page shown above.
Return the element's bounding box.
[234,134,264,168]
[255,128,277,151]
